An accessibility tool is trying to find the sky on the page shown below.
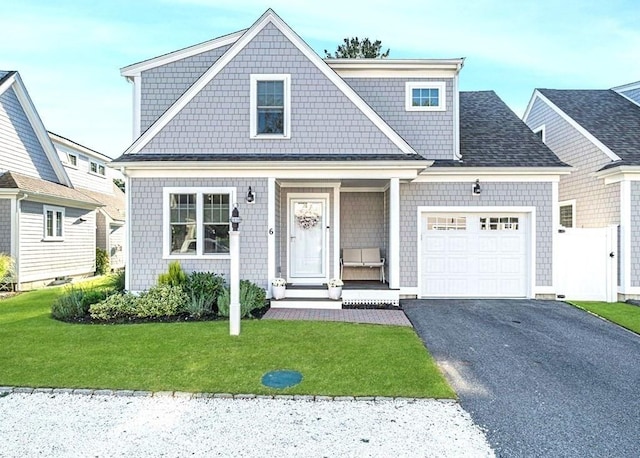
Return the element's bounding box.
[2,0,639,158]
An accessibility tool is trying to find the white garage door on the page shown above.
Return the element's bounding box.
[420,213,529,297]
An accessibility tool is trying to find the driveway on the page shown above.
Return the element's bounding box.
[403,299,640,458]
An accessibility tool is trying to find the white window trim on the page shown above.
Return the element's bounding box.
[43,205,64,241]
[533,124,546,144]
[405,81,446,112]
[66,153,78,169]
[558,199,576,228]
[162,187,236,259]
[250,74,291,139]
[89,160,106,178]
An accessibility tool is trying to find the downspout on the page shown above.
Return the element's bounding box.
[453,60,463,160]
[14,193,28,291]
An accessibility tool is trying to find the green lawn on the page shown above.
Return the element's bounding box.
[571,301,640,334]
[0,280,453,398]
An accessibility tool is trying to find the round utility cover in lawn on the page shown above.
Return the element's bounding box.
[261,370,303,389]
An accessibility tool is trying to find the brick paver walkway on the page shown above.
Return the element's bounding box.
[263,308,412,327]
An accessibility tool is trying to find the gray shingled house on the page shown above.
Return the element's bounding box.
[0,71,102,290]
[114,9,568,306]
[524,82,640,300]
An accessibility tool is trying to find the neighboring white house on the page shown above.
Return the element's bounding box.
[50,132,126,270]
[524,82,640,300]
[0,71,101,290]
[114,9,569,306]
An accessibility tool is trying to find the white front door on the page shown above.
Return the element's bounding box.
[288,197,328,282]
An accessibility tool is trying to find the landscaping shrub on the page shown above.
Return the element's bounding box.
[95,248,110,275]
[184,271,225,318]
[89,284,188,321]
[0,253,14,282]
[134,284,188,318]
[89,292,137,321]
[51,287,87,321]
[217,280,266,318]
[112,269,125,292]
[158,261,187,287]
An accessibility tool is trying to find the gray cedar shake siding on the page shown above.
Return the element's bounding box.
[140,45,232,132]
[0,87,59,183]
[0,199,11,254]
[345,78,454,159]
[399,181,553,289]
[140,23,403,155]
[525,97,620,228]
[18,200,95,283]
[278,187,335,281]
[128,177,268,291]
[632,181,640,288]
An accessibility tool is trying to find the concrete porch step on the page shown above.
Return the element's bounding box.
[270,297,342,309]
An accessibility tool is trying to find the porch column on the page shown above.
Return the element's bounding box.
[389,178,400,289]
[267,177,276,297]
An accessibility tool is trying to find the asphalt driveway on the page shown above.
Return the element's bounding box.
[403,299,640,458]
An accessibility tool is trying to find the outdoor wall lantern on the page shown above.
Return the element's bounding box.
[246,186,255,204]
[230,205,241,231]
[472,179,482,196]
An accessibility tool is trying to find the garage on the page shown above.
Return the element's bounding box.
[419,212,530,297]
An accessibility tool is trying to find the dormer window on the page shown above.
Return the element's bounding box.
[405,81,446,111]
[250,74,291,139]
[67,153,77,167]
[90,160,106,176]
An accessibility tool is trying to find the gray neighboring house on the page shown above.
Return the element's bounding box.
[0,71,101,290]
[50,132,126,270]
[524,82,640,300]
[114,9,568,304]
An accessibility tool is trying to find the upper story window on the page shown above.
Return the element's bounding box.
[43,205,64,240]
[67,153,77,167]
[405,81,446,112]
[163,187,236,258]
[250,74,291,139]
[90,160,106,177]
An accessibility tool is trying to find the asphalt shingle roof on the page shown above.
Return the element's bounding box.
[539,89,640,166]
[111,153,428,163]
[0,171,101,206]
[112,91,568,169]
[435,91,568,168]
[77,182,125,222]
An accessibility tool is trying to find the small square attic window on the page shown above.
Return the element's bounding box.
[406,81,446,111]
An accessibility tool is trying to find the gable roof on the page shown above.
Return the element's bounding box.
[0,71,72,186]
[78,182,125,222]
[122,9,418,158]
[49,131,111,163]
[120,30,246,77]
[534,89,640,166]
[432,91,568,168]
[0,171,101,207]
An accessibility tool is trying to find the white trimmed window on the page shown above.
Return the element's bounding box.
[67,153,78,167]
[559,200,575,228]
[250,74,291,139]
[163,187,236,258]
[480,217,520,231]
[43,205,64,240]
[405,81,446,111]
[90,160,106,176]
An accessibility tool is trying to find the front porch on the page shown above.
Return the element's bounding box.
[269,281,399,309]
[268,178,402,309]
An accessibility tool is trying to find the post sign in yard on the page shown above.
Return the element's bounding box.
[555,226,617,302]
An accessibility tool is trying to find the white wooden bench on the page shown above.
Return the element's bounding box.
[340,248,386,282]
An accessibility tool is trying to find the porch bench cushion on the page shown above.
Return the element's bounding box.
[340,248,385,282]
